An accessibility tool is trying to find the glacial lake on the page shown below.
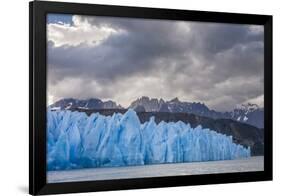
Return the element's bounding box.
[47,156,263,183]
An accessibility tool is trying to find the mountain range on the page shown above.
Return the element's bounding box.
[49,96,264,128]
[129,96,264,128]
[50,98,123,110]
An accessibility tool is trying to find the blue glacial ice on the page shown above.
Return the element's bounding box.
[47,109,251,171]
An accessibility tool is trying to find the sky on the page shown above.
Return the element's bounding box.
[47,14,264,111]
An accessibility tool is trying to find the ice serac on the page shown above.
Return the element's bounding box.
[47,109,251,171]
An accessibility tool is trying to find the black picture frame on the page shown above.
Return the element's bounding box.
[29,1,273,195]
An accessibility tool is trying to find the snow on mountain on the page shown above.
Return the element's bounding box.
[47,109,250,171]
[129,96,164,112]
[49,98,123,110]
[129,97,264,128]
[230,103,264,128]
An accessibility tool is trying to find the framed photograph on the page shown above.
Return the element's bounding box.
[29,1,272,195]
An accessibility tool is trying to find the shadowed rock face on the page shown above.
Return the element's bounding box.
[71,108,264,156]
[133,105,146,112]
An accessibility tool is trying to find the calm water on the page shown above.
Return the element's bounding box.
[47,156,263,183]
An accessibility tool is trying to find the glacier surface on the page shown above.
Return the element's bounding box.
[47,109,250,171]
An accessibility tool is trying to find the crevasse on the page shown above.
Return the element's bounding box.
[47,109,250,171]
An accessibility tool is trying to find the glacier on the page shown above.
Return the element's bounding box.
[47,109,251,171]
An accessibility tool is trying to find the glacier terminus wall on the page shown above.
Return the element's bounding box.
[47,109,251,171]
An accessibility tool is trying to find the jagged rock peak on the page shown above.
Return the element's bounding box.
[169,97,180,102]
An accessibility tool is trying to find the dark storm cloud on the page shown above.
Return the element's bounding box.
[48,17,192,83]
[47,15,264,111]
